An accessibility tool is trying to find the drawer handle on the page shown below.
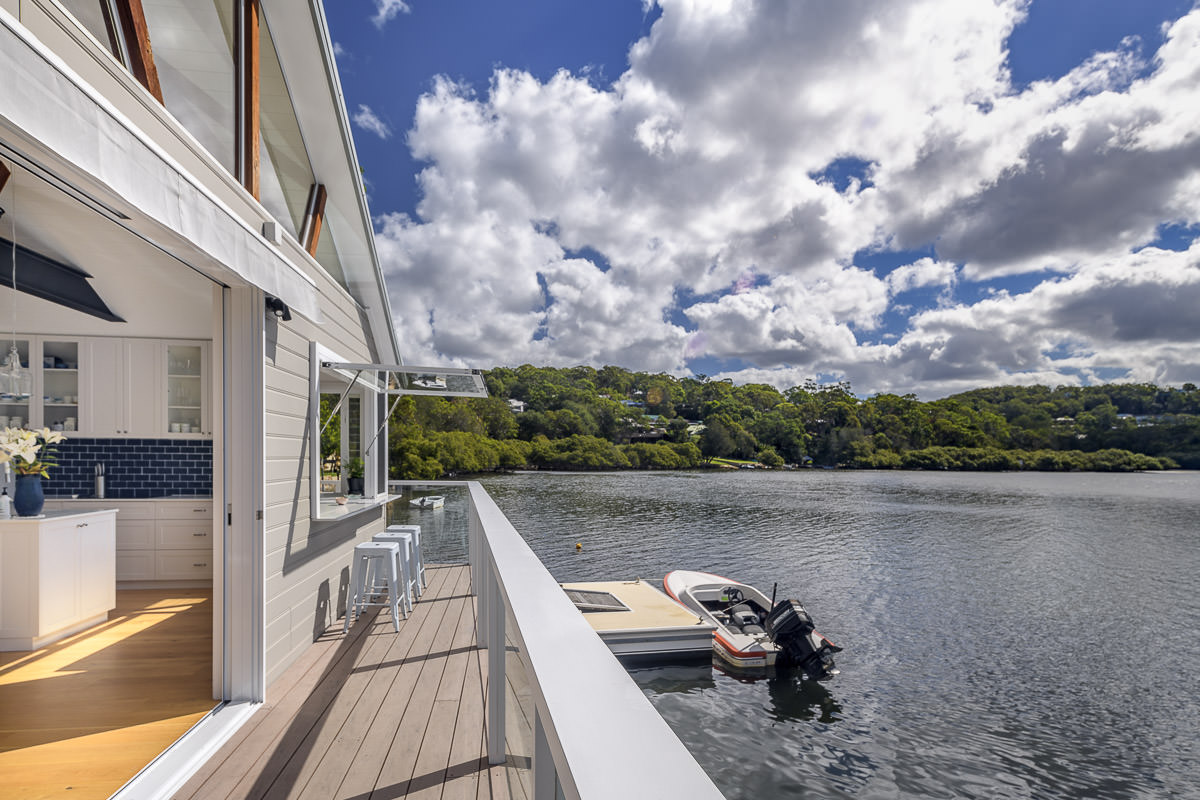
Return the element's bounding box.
[193,562,208,567]
[76,522,89,528]
[193,508,207,513]
[193,532,207,537]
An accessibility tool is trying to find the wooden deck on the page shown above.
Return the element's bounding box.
[178,564,510,800]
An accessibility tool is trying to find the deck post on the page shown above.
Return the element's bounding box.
[533,708,556,799]
[486,563,506,765]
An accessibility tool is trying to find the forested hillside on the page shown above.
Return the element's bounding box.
[387,365,1196,478]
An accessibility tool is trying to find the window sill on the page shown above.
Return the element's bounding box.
[314,494,398,522]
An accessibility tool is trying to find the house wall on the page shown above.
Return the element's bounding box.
[8,1,392,686]
[261,288,387,685]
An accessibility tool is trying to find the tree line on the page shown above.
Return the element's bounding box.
[388,365,1197,478]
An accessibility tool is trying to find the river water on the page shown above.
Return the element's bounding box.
[477,469,1200,799]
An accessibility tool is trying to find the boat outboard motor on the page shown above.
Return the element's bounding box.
[764,599,842,680]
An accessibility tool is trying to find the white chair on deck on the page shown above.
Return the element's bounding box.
[386,524,426,592]
[344,541,404,633]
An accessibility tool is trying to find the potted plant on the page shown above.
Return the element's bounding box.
[0,427,66,517]
[346,457,365,495]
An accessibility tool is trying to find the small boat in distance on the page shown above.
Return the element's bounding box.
[409,495,445,509]
[664,569,841,680]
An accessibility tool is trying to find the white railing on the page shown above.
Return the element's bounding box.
[391,480,724,799]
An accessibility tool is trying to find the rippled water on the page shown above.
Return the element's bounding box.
[479,469,1200,799]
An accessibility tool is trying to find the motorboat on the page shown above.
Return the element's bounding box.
[409,495,445,509]
[663,569,841,680]
[411,375,447,390]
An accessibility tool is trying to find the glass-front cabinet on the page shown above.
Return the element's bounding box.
[166,343,207,435]
[41,340,80,433]
[0,338,32,430]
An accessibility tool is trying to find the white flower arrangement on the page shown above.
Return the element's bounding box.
[0,427,67,477]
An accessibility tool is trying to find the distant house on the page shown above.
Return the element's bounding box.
[508,398,527,413]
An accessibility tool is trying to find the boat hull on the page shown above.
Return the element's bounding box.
[664,570,780,672]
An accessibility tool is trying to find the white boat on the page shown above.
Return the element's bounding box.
[409,495,445,509]
[664,569,841,679]
[411,375,447,390]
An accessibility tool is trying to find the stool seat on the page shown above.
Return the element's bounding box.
[345,541,404,633]
[386,524,426,590]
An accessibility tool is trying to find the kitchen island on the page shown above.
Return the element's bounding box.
[0,508,117,650]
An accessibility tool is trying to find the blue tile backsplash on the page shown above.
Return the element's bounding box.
[45,438,212,498]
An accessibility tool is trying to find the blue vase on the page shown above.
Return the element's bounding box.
[13,475,44,517]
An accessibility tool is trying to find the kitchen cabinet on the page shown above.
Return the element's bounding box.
[165,342,210,435]
[81,338,210,437]
[0,509,117,651]
[0,337,81,433]
[83,338,160,436]
[0,337,32,430]
[47,498,213,584]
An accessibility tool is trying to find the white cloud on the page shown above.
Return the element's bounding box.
[374,0,1200,397]
[371,0,411,30]
[886,258,958,296]
[352,104,392,140]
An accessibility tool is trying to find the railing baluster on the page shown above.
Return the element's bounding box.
[534,707,556,800]
[486,561,506,766]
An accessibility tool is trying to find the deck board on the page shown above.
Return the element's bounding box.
[178,564,506,800]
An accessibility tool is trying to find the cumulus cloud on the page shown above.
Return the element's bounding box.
[371,0,411,30]
[374,0,1200,396]
[352,104,392,139]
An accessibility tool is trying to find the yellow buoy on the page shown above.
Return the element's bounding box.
[576,542,582,550]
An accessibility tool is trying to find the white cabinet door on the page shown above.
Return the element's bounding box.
[126,339,162,436]
[83,338,124,435]
[77,515,117,617]
[37,519,80,634]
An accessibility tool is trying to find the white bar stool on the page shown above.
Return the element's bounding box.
[386,524,426,590]
[372,530,418,613]
[344,541,404,633]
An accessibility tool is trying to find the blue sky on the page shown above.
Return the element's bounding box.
[326,0,1200,398]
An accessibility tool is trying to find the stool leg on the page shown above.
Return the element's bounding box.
[414,531,426,589]
[396,549,410,618]
[398,549,413,613]
[344,554,361,633]
[385,554,401,632]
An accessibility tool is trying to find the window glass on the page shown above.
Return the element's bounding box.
[257,9,315,240]
[314,365,378,518]
[141,0,237,173]
[58,0,121,60]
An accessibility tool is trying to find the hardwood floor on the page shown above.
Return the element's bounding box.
[0,588,215,800]
[178,564,509,800]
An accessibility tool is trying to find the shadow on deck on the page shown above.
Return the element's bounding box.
[178,565,508,799]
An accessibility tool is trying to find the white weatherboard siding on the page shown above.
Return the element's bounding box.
[262,296,386,686]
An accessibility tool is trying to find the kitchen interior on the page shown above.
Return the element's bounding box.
[0,161,221,797]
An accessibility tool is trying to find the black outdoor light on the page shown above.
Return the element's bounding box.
[265,294,292,321]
